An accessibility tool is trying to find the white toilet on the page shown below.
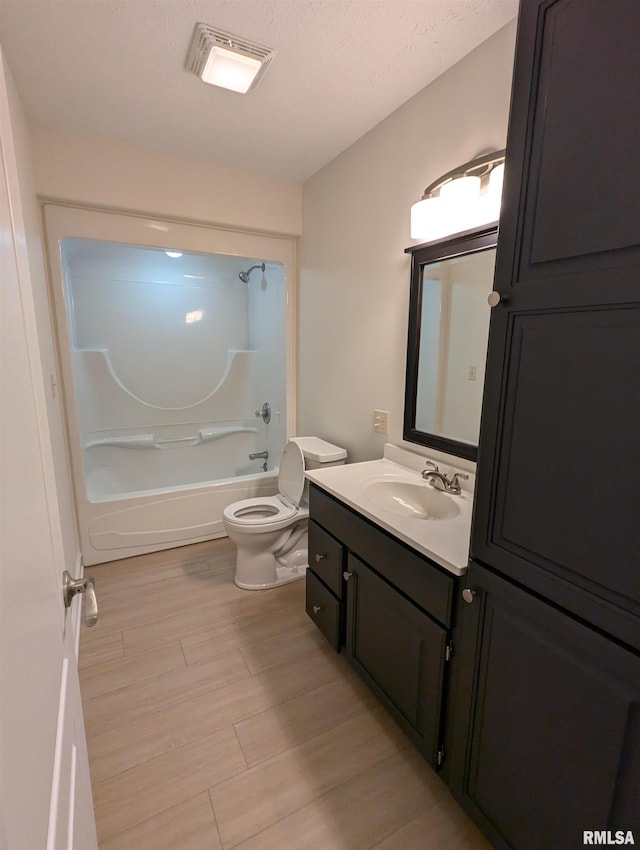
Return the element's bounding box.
[223,437,347,590]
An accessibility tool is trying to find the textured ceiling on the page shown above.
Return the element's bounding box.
[0,0,518,182]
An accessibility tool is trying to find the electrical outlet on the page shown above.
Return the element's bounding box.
[468,365,477,381]
[373,409,389,435]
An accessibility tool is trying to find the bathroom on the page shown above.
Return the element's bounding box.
[0,5,516,838]
[5,2,637,849]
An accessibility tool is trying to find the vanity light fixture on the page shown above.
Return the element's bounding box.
[186,23,275,94]
[411,150,506,243]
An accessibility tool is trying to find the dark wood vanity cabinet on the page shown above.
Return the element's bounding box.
[306,484,457,770]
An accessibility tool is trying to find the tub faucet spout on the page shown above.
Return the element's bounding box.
[249,450,268,461]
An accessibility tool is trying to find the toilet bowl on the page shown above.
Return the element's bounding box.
[223,437,346,589]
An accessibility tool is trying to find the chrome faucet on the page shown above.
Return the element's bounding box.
[249,450,268,461]
[421,462,469,495]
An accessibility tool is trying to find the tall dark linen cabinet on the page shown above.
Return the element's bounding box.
[448,1,640,848]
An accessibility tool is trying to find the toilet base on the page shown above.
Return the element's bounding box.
[232,533,309,591]
[235,556,308,590]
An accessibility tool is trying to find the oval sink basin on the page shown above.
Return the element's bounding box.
[364,480,460,521]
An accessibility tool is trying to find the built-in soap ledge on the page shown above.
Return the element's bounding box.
[84,424,257,450]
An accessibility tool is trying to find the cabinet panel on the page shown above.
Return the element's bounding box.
[305,570,341,651]
[527,0,640,264]
[345,554,448,767]
[494,0,640,288]
[449,563,640,850]
[308,520,344,598]
[478,307,640,623]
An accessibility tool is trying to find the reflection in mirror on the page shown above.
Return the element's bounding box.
[404,226,497,461]
[416,250,495,440]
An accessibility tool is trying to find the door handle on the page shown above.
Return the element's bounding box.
[63,570,98,627]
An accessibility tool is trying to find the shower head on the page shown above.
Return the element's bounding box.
[239,263,265,283]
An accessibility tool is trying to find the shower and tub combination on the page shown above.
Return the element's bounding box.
[45,204,296,566]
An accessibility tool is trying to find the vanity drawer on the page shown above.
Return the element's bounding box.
[310,484,455,627]
[308,520,344,598]
[305,569,341,651]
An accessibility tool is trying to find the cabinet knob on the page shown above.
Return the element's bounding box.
[312,605,323,614]
[315,553,326,563]
[487,291,506,307]
[343,571,353,582]
[462,588,477,604]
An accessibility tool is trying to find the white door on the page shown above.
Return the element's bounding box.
[0,52,97,849]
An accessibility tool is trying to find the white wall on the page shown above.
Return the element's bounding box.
[299,21,517,462]
[2,58,79,571]
[31,125,302,236]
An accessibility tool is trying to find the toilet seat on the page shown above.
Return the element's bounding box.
[223,498,309,533]
[223,441,307,533]
[227,494,295,522]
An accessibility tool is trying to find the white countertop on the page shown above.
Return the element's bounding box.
[305,444,475,576]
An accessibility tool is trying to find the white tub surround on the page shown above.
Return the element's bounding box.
[305,444,475,576]
[44,203,296,565]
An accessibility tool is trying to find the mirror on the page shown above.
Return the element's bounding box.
[403,226,497,461]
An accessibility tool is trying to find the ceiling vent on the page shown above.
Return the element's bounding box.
[186,23,275,94]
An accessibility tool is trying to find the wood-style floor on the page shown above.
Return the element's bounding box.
[78,537,492,850]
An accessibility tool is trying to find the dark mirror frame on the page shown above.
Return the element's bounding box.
[403,224,498,462]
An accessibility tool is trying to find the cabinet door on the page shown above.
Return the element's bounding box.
[345,554,448,768]
[473,0,640,648]
[449,563,640,850]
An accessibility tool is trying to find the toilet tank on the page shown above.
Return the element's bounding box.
[290,436,347,470]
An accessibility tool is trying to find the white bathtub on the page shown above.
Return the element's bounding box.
[80,462,278,566]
